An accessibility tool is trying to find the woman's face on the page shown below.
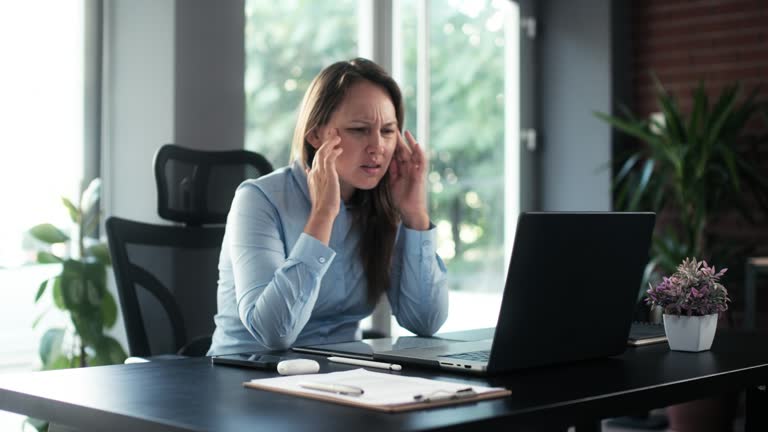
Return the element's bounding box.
[314,80,398,201]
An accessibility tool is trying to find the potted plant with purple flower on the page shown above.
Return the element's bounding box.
[646,257,730,352]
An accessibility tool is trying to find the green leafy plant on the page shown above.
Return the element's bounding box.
[595,79,768,293]
[27,178,127,370]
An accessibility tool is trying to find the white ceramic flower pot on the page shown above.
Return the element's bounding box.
[662,313,718,352]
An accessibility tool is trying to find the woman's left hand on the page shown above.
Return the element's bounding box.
[389,130,430,230]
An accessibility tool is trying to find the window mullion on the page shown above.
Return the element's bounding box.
[363,0,396,337]
[416,0,429,154]
[359,0,394,74]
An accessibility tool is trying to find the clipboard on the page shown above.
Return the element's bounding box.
[243,368,511,413]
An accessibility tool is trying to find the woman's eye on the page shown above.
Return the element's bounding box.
[348,127,367,134]
[381,129,396,136]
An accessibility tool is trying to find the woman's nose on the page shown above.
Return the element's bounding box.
[367,134,384,154]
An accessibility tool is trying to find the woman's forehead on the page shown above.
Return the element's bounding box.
[334,82,396,122]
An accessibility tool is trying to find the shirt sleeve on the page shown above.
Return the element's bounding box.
[228,183,335,350]
[387,223,449,336]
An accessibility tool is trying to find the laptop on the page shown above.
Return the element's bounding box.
[372,212,655,375]
[292,328,496,360]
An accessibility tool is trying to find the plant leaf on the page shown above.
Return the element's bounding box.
[60,260,85,309]
[80,178,102,215]
[718,145,741,191]
[705,83,739,147]
[90,335,127,366]
[36,251,63,264]
[49,354,72,370]
[687,81,708,138]
[31,305,50,329]
[23,417,49,432]
[28,224,69,244]
[39,327,65,367]
[83,210,102,237]
[628,159,655,211]
[35,279,48,302]
[614,153,641,186]
[51,275,66,310]
[102,289,118,329]
[62,197,80,223]
[594,111,659,145]
[86,243,111,266]
[650,74,687,145]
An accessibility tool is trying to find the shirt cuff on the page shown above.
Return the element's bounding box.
[289,232,336,275]
[401,222,438,257]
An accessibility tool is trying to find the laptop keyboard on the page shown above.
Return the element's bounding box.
[439,350,490,362]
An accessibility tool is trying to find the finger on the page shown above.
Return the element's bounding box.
[404,130,418,149]
[398,131,413,154]
[324,141,343,174]
[396,134,412,165]
[388,156,399,180]
[317,133,341,167]
[411,142,424,165]
[317,128,338,154]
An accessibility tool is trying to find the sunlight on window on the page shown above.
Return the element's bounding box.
[400,0,519,301]
[243,0,521,335]
[0,1,84,267]
[0,4,84,430]
[243,0,357,167]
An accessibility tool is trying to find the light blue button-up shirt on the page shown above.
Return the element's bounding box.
[208,161,449,355]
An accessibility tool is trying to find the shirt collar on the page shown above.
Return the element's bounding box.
[290,159,311,202]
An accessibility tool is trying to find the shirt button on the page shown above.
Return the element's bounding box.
[318,257,326,264]
[422,241,431,247]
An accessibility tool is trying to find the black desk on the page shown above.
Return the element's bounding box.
[2,329,768,432]
[745,257,768,329]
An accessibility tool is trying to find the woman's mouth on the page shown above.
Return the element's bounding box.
[361,164,382,175]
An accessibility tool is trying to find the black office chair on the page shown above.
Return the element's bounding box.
[154,144,273,226]
[106,217,226,357]
[107,144,273,358]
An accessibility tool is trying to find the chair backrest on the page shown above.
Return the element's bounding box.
[106,217,225,357]
[154,144,273,226]
[108,145,273,357]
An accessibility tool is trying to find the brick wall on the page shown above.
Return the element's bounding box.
[632,0,768,117]
[630,0,768,326]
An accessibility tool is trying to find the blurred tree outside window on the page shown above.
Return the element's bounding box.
[244,0,521,333]
[243,0,358,166]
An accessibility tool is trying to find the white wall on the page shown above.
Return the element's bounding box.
[102,0,175,224]
[102,0,245,223]
[175,0,245,150]
[538,0,613,211]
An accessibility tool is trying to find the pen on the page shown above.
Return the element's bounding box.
[413,387,476,402]
[327,356,403,371]
[299,381,364,396]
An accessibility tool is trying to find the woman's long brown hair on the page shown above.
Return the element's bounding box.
[290,58,403,305]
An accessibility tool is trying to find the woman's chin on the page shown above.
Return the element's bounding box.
[352,178,382,191]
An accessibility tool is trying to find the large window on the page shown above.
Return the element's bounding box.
[244,0,524,334]
[398,0,519,332]
[243,0,359,166]
[0,1,86,428]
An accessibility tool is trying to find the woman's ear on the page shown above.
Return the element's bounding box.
[306,126,324,149]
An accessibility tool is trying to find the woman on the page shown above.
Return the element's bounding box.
[208,58,448,355]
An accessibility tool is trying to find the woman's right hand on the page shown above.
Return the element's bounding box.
[306,128,343,219]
